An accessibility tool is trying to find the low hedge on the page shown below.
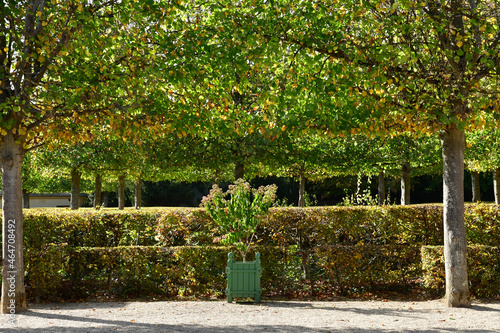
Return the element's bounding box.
[422,245,500,298]
[24,245,423,302]
[315,244,421,295]
[23,243,500,302]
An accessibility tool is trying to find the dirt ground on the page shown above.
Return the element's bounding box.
[1,299,499,332]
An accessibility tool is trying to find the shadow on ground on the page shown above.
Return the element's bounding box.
[3,301,499,333]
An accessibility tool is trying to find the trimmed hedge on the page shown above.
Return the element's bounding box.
[315,244,421,294]
[23,209,164,249]
[2,204,500,301]
[422,245,500,298]
[465,204,500,246]
[258,205,444,247]
[19,204,500,250]
[25,245,423,302]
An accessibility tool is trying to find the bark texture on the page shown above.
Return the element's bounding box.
[1,135,27,313]
[298,174,306,207]
[356,175,362,197]
[401,162,411,205]
[102,191,109,208]
[118,174,126,210]
[234,161,244,180]
[494,168,500,205]
[94,174,102,209]
[378,171,385,206]
[135,179,142,210]
[441,126,470,307]
[70,167,81,210]
[471,172,481,203]
[22,189,29,209]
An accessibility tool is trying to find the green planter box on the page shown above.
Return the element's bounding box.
[226,252,262,303]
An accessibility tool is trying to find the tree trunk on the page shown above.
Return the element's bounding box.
[298,174,306,207]
[356,175,362,197]
[213,170,221,187]
[22,189,30,209]
[234,161,244,180]
[440,126,470,307]
[118,174,126,210]
[1,134,27,313]
[471,172,481,203]
[401,161,411,205]
[102,191,109,207]
[494,168,500,205]
[135,179,142,210]
[378,171,385,206]
[94,174,102,209]
[70,167,81,210]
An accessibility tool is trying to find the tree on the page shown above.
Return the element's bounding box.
[0,0,172,312]
[70,166,82,210]
[265,133,346,206]
[466,127,500,203]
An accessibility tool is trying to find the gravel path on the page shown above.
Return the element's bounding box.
[1,299,499,332]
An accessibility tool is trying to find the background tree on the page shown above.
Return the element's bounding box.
[466,126,500,203]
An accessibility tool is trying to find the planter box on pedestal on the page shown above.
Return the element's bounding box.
[226,252,262,303]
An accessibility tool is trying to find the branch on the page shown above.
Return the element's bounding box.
[33,0,47,36]
[31,8,76,89]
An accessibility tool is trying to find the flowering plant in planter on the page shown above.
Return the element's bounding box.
[201,179,277,261]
